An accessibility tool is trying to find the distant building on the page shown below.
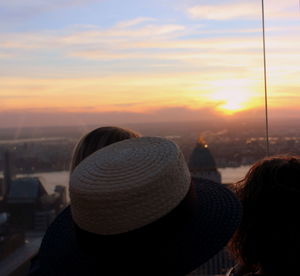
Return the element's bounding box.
[0,151,67,232]
[0,177,67,232]
[0,179,4,201]
[0,151,67,267]
[4,177,49,231]
[1,151,16,199]
[0,212,25,261]
[188,137,221,183]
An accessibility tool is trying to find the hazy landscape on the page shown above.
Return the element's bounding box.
[0,118,299,176]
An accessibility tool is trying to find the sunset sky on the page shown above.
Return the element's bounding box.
[0,0,299,127]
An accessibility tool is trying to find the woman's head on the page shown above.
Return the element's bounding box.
[70,126,140,172]
[229,156,300,275]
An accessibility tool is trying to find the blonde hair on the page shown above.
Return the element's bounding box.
[70,126,140,172]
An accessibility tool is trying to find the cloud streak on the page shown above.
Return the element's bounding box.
[187,2,260,20]
[1,22,299,71]
[187,1,298,20]
[1,25,298,87]
[115,17,157,28]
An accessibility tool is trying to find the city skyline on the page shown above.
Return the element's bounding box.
[0,0,299,128]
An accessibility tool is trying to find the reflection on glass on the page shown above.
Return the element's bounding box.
[0,0,299,275]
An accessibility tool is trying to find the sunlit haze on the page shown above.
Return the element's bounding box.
[0,0,299,127]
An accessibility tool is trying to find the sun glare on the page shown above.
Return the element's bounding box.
[208,80,259,115]
[211,90,249,114]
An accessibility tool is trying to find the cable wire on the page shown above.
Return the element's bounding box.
[261,0,270,156]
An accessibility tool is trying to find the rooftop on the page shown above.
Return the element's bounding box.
[189,140,218,172]
[6,177,47,204]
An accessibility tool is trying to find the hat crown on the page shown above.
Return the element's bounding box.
[70,137,191,235]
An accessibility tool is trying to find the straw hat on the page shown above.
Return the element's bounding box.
[36,137,241,276]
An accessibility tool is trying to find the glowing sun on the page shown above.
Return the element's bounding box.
[208,80,259,115]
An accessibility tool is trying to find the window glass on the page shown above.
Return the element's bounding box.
[0,0,298,275]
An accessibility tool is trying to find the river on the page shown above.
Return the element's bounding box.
[14,166,251,195]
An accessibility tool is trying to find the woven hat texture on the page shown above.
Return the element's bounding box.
[69,136,191,235]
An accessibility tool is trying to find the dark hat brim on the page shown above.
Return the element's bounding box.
[36,178,241,276]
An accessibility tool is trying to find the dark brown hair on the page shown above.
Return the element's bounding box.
[70,126,140,172]
[229,156,300,276]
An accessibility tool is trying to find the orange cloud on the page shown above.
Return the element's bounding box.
[2,72,298,116]
[115,17,157,28]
